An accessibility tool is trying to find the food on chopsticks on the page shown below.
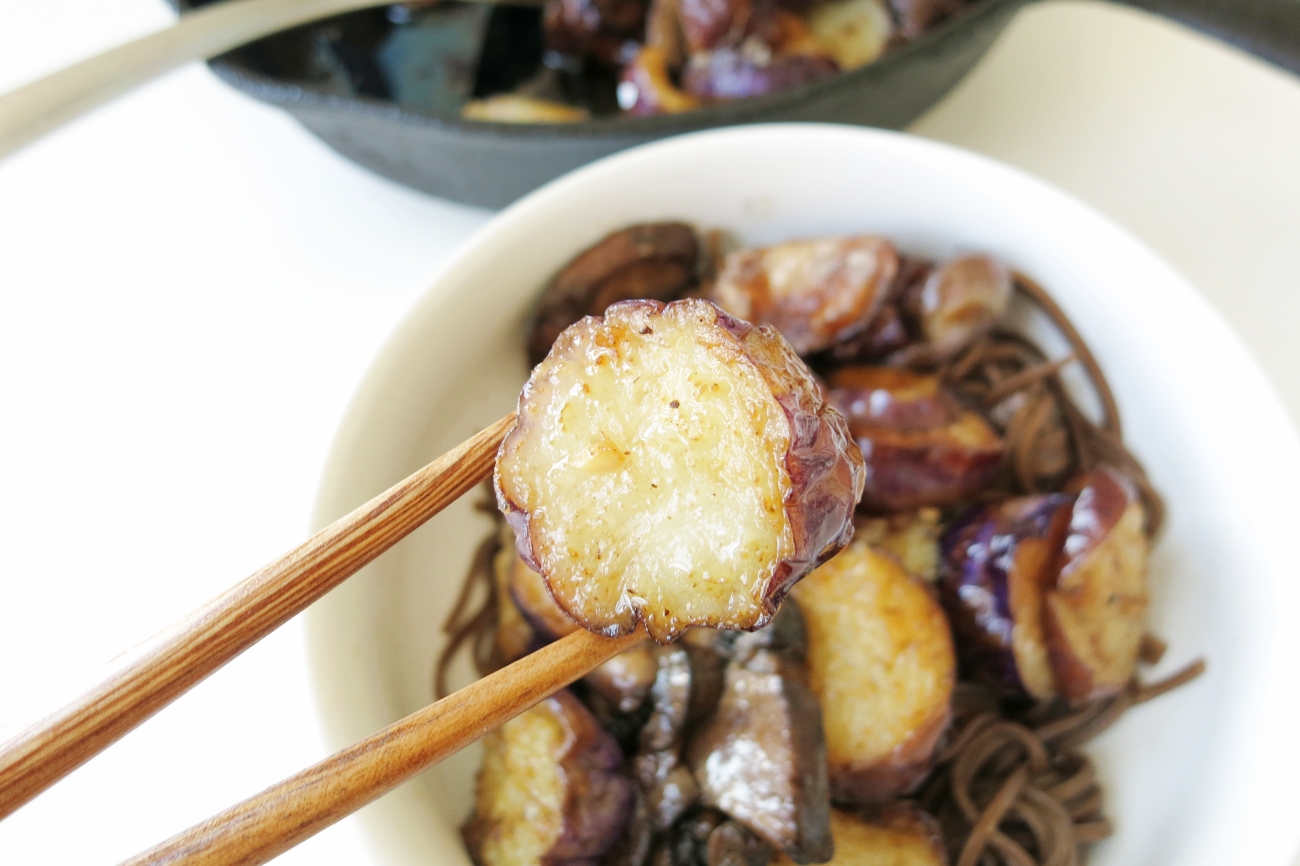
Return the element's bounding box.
[496,297,865,642]
[442,224,1203,866]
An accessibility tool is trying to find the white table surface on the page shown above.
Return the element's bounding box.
[1,1,1297,864]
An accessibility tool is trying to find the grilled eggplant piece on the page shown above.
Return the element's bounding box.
[497,298,864,642]
[619,47,703,115]
[897,254,1011,364]
[687,647,833,863]
[854,508,942,582]
[508,548,660,711]
[544,0,648,66]
[710,236,898,356]
[775,807,947,866]
[528,223,701,364]
[493,530,541,664]
[708,820,776,866]
[1045,467,1150,703]
[792,540,955,804]
[939,495,1074,700]
[464,690,636,866]
[827,367,953,431]
[508,547,582,640]
[828,368,1002,512]
[806,0,892,70]
[642,647,696,751]
[603,792,657,866]
[682,47,839,103]
[646,0,689,68]
[679,0,752,51]
[634,646,709,830]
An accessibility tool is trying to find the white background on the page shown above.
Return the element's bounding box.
[1,1,1298,864]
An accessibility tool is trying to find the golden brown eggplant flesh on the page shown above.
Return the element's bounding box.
[774,806,948,866]
[792,539,955,804]
[1045,466,1151,703]
[464,691,636,866]
[497,298,864,642]
[853,508,942,582]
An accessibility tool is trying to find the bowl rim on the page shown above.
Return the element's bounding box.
[306,123,1300,866]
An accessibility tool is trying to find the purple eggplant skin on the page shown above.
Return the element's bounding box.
[527,223,700,365]
[603,790,657,866]
[642,647,696,752]
[687,647,833,864]
[682,49,839,102]
[939,494,1075,700]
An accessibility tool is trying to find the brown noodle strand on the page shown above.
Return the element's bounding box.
[1132,659,1207,705]
[1011,272,1121,439]
[958,767,1029,866]
[985,355,1077,405]
[433,485,510,699]
[987,831,1043,866]
[433,530,501,699]
[931,660,1204,865]
[1138,633,1169,665]
[1040,757,1094,804]
[1071,821,1114,843]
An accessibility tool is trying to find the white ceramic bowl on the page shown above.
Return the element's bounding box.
[307,125,1300,866]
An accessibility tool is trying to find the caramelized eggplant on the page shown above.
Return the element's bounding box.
[528,223,700,364]
[604,792,657,866]
[544,0,647,66]
[939,495,1074,699]
[792,539,955,804]
[827,367,954,431]
[897,254,1011,364]
[710,236,898,355]
[708,820,776,866]
[682,47,839,103]
[806,0,892,70]
[829,368,1003,511]
[464,690,636,866]
[679,0,752,51]
[462,94,591,122]
[497,298,864,642]
[687,648,833,862]
[493,527,541,664]
[619,46,703,114]
[774,807,947,866]
[853,508,942,582]
[507,546,660,710]
[1045,466,1150,703]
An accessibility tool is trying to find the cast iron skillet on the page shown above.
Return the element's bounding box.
[174,0,1300,207]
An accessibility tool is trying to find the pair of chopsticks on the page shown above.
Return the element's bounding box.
[0,413,643,864]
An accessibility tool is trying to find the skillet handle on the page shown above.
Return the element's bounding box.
[1113,0,1300,76]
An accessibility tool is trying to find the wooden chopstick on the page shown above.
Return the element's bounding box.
[0,413,516,820]
[123,627,646,866]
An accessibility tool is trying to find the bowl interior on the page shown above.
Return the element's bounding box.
[307,125,1300,866]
